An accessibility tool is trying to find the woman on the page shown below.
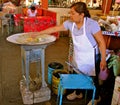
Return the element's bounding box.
[27,6,37,17]
[38,2,106,105]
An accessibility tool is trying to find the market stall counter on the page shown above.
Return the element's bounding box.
[103,31,120,50]
[6,32,56,104]
[98,16,120,50]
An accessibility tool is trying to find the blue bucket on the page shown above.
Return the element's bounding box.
[48,62,63,84]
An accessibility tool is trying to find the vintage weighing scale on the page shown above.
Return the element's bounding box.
[7,32,56,104]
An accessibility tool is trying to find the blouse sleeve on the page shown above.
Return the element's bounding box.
[91,20,101,34]
[63,20,73,31]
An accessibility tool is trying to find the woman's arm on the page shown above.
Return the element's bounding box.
[35,9,38,16]
[38,24,67,35]
[26,9,29,17]
[94,30,107,70]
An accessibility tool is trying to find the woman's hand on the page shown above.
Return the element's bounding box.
[100,60,107,71]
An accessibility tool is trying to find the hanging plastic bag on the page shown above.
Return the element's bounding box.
[99,68,109,80]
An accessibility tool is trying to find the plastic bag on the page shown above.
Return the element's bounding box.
[99,68,109,80]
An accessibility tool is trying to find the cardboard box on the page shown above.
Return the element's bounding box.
[111,76,120,105]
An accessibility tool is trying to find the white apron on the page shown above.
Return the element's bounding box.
[71,18,96,76]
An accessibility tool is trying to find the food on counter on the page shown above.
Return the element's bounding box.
[110,23,118,32]
[16,33,50,44]
[98,19,112,31]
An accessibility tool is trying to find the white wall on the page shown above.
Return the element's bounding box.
[48,8,70,25]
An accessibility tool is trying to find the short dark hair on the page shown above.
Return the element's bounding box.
[30,6,36,10]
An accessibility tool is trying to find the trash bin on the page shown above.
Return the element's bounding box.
[48,62,63,84]
[52,70,68,95]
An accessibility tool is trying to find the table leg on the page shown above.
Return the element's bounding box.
[59,88,64,105]
[24,50,30,89]
[40,47,47,87]
[57,83,61,105]
[21,47,25,79]
[92,88,96,105]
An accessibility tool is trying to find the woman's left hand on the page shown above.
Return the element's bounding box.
[100,60,107,71]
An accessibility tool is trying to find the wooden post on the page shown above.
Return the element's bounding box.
[41,0,48,9]
[102,0,112,15]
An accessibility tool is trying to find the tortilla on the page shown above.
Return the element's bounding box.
[16,33,50,44]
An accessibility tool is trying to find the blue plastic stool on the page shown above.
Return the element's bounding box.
[57,74,96,105]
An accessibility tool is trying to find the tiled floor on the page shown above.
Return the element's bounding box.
[0,27,115,105]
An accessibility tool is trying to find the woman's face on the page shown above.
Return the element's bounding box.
[31,9,35,13]
[69,7,83,23]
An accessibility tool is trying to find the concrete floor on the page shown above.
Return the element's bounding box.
[0,26,115,105]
